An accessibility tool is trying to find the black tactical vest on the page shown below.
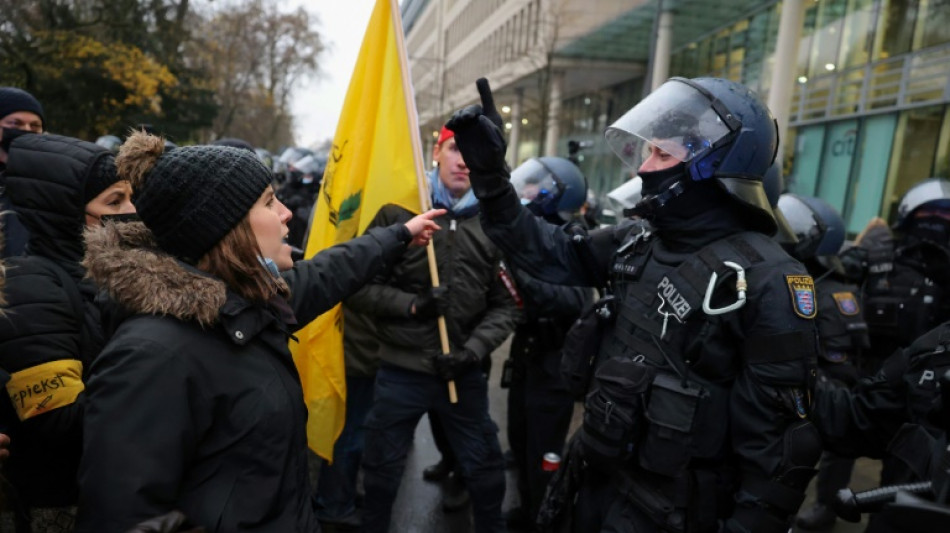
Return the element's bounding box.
[863,241,950,347]
[596,230,792,478]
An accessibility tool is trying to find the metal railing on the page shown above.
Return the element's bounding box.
[790,41,950,126]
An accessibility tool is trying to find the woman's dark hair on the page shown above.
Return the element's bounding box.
[197,217,289,304]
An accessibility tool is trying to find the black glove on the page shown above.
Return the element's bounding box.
[429,348,482,380]
[411,286,449,319]
[446,78,510,199]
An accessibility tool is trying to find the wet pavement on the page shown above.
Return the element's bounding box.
[321,337,879,532]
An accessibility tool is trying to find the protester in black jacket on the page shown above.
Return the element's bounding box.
[0,86,45,259]
[0,133,135,531]
[75,131,443,532]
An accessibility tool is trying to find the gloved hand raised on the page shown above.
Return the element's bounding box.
[428,348,482,381]
[411,286,450,319]
[446,78,510,199]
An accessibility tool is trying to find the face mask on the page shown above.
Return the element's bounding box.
[638,161,687,196]
[907,216,950,248]
[97,212,141,224]
[258,255,280,277]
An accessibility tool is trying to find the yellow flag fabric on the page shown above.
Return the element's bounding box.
[289,0,423,461]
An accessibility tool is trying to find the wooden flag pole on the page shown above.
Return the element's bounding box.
[390,0,458,403]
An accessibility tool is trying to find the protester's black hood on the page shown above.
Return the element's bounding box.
[4,134,111,270]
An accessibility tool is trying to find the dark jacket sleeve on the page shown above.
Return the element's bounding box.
[0,259,85,438]
[477,186,616,288]
[724,261,823,532]
[282,224,409,328]
[77,337,197,532]
[810,367,907,459]
[461,263,519,359]
[510,266,590,320]
[344,206,418,318]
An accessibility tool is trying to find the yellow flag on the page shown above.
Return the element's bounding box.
[289,0,425,461]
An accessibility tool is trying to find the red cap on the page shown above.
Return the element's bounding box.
[437,126,454,146]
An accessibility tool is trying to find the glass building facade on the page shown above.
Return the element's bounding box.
[556,0,950,230]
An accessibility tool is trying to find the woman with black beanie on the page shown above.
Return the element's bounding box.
[74,131,442,532]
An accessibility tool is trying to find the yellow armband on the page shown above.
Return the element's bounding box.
[5,360,84,421]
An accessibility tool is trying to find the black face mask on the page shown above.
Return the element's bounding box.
[92,212,141,224]
[906,216,950,249]
[638,161,688,197]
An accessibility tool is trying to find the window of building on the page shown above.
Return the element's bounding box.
[816,119,859,214]
[882,104,946,220]
[873,0,920,60]
[914,0,950,50]
[844,113,896,233]
[788,124,827,196]
[837,0,876,69]
[808,0,848,78]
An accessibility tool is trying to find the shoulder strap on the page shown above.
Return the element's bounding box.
[654,231,773,322]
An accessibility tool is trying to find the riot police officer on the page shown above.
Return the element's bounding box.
[847,178,950,371]
[504,157,592,529]
[776,194,871,530]
[447,77,821,533]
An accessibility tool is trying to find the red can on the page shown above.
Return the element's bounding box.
[541,452,561,472]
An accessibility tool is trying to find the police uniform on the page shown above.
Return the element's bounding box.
[447,76,823,533]
[798,276,869,527]
[859,234,950,369]
[813,320,950,504]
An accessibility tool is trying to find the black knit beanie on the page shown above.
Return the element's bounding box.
[0,87,45,125]
[83,155,120,204]
[125,138,273,264]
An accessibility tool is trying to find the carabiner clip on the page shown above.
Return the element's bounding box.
[702,261,747,315]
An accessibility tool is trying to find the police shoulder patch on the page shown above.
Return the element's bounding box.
[832,291,860,316]
[786,274,817,319]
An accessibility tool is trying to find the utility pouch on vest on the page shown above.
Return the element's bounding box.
[580,356,654,469]
[639,373,724,477]
[561,295,615,399]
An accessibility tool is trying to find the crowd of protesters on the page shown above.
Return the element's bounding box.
[1,76,950,533]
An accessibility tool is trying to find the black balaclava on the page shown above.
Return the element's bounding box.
[905,216,950,250]
[638,161,688,197]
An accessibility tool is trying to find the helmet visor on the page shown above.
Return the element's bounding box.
[605,80,732,169]
[606,176,643,213]
[511,158,562,206]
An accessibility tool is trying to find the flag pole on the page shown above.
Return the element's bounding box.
[390,0,459,404]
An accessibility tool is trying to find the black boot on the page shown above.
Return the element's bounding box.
[422,459,452,482]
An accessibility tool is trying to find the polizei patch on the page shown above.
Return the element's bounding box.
[657,276,692,320]
[786,275,817,319]
[832,291,860,316]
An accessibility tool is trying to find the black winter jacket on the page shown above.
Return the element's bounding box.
[76,221,410,532]
[347,204,518,374]
[0,134,112,507]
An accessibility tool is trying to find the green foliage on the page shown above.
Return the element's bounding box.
[0,0,324,147]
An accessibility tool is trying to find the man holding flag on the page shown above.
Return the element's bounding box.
[347,122,518,533]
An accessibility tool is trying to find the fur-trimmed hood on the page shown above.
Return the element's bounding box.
[83,221,226,327]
